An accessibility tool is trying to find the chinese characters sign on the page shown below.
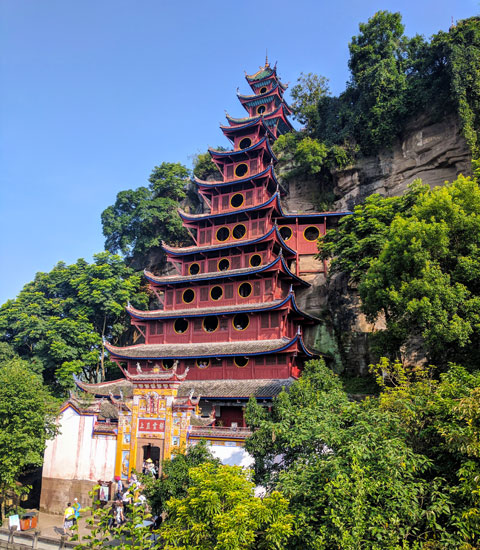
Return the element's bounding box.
[138,418,165,433]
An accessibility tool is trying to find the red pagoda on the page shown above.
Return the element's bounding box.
[99,60,349,469]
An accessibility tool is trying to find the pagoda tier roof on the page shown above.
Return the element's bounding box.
[219,117,275,140]
[237,82,284,104]
[193,164,286,196]
[178,191,282,222]
[226,104,293,128]
[127,292,319,322]
[105,332,314,360]
[145,255,309,287]
[208,136,277,163]
[245,64,275,82]
[75,378,134,398]
[161,225,294,257]
[179,378,296,399]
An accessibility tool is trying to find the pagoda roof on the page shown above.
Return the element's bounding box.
[245,64,275,82]
[145,255,308,287]
[161,225,294,257]
[219,117,274,139]
[75,378,134,398]
[237,82,283,102]
[127,292,318,322]
[105,332,314,360]
[208,136,277,163]
[193,164,286,195]
[226,104,293,127]
[179,378,296,399]
[178,191,282,222]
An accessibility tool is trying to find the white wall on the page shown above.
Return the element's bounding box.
[43,406,117,481]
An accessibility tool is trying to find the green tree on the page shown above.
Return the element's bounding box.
[0,252,147,391]
[160,462,293,550]
[192,149,225,181]
[0,358,58,520]
[101,162,191,268]
[290,72,330,132]
[142,441,219,517]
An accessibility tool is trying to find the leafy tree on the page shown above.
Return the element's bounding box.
[142,441,219,517]
[192,148,226,181]
[101,162,191,268]
[290,72,330,131]
[359,175,480,367]
[0,252,147,391]
[0,357,58,520]
[159,462,293,550]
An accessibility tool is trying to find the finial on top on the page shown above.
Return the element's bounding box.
[265,49,269,67]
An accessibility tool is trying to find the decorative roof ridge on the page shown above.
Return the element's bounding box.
[178,191,280,221]
[126,296,295,320]
[208,136,278,163]
[225,103,286,124]
[237,82,280,101]
[245,64,275,82]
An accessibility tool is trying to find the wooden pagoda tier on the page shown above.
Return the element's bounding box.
[105,61,351,421]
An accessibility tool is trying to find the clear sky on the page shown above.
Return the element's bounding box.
[0,0,477,304]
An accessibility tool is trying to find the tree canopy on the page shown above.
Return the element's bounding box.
[0,252,147,391]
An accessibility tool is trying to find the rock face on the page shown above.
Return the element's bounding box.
[286,113,472,374]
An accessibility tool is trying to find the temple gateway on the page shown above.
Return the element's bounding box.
[40,60,349,513]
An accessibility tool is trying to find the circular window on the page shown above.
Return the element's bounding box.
[239,137,252,150]
[238,282,252,298]
[260,87,267,94]
[189,263,200,275]
[203,316,219,333]
[279,226,293,241]
[174,318,189,334]
[233,313,249,331]
[233,224,246,240]
[235,163,248,178]
[230,193,244,208]
[210,286,223,301]
[234,357,249,368]
[218,258,230,271]
[196,359,210,369]
[257,105,266,115]
[162,359,174,370]
[182,289,195,303]
[304,226,320,242]
[216,227,230,242]
[249,254,262,267]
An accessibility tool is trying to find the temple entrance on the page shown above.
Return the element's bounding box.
[135,438,163,476]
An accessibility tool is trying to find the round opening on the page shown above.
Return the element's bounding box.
[304,226,320,242]
[257,105,266,114]
[216,227,230,242]
[203,316,219,333]
[233,313,249,331]
[235,163,248,178]
[189,263,200,275]
[234,357,249,368]
[174,318,189,334]
[230,193,244,208]
[249,254,262,267]
[196,359,210,369]
[260,87,267,94]
[238,282,252,298]
[239,137,252,150]
[218,258,230,271]
[279,226,293,241]
[233,224,246,240]
[210,286,223,301]
[162,359,174,370]
[182,289,195,303]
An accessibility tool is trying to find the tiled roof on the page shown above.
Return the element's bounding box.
[105,336,298,359]
[127,298,285,319]
[178,378,296,398]
[75,378,134,398]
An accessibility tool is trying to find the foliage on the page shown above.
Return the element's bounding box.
[142,441,219,516]
[101,162,191,267]
[0,357,58,520]
[0,252,147,391]
[192,148,226,180]
[159,462,293,550]
[246,359,480,549]
[75,485,156,550]
[319,179,426,282]
[290,72,330,130]
[359,175,480,367]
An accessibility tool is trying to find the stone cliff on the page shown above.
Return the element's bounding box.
[290,113,472,374]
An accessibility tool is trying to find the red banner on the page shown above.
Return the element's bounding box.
[138,418,165,433]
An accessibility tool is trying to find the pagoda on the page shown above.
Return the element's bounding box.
[40,61,350,507]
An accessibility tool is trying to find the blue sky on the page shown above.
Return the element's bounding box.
[0,0,477,304]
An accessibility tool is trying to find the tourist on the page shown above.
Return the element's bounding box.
[72,498,81,524]
[63,502,75,536]
[114,500,125,526]
[114,476,124,499]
